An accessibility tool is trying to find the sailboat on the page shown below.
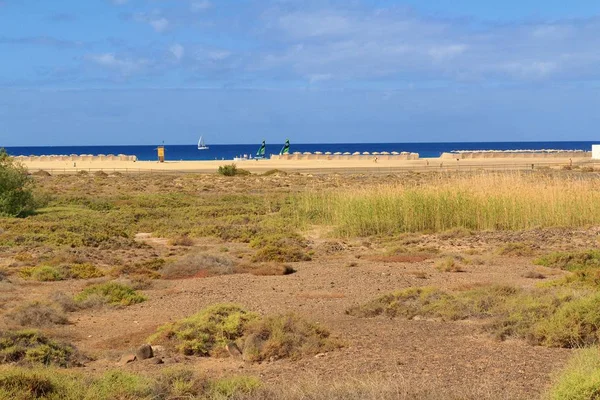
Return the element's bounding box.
[197,136,209,150]
[256,140,266,159]
[280,139,290,155]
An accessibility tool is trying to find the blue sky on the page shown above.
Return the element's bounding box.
[1,0,600,145]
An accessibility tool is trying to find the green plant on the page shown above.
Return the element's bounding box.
[547,347,600,400]
[74,282,146,307]
[149,304,258,356]
[217,164,250,176]
[535,250,600,271]
[242,313,339,362]
[0,149,36,217]
[0,330,80,367]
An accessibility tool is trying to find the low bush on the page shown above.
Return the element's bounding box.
[241,263,296,276]
[149,304,258,356]
[497,242,536,257]
[435,257,466,272]
[0,330,80,367]
[168,234,194,246]
[0,366,263,400]
[252,245,311,263]
[113,258,165,279]
[5,302,68,327]
[19,264,104,281]
[347,285,600,348]
[162,253,236,279]
[217,164,250,176]
[19,266,63,282]
[150,304,339,362]
[547,347,600,400]
[535,250,600,271]
[74,282,146,307]
[242,313,339,362]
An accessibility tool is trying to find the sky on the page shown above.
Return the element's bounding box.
[1,0,600,146]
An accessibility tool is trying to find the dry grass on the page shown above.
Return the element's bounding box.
[5,302,69,327]
[239,263,296,276]
[168,234,194,247]
[291,173,600,236]
[161,253,236,279]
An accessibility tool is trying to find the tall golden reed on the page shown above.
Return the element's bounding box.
[291,172,600,236]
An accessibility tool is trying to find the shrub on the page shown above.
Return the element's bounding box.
[0,330,80,367]
[162,253,236,279]
[534,250,600,271]
[497,242,536,257]
[149,304,258,356]
[20,266,63,282]
[347,285,600,348]
[242,313,339,362]
[0,149,36,217]
[241,263,296,276]
[59,263,104,279]
[252,245,311,263]
[6,302,69,327]
[435,257,465,272]
[218,164,250,176]
[74,282,146,307]
[547,347,600,400]
[169,234,194,246]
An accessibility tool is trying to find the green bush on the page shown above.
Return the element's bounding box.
[149,304,258,356]
[547,347,600,400]
[0,149,36,217]
[348,286,600,348]
[150,305,339,362]
[242,313,339,362]
[217,164,250,176]
[74,282,146,307]
[534,250,600,271]
[0,330,80,367]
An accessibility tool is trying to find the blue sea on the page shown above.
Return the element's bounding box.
[4,142,596,161]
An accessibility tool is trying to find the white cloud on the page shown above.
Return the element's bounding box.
[133,12,170,33]
[149,17,169,32]
[86,53,147,75]
[170,43,185,61]
[190,1,211,12]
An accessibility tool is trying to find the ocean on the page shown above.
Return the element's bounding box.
[3,142,596,161]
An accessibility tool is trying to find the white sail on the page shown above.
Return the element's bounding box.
[198,136,209,150]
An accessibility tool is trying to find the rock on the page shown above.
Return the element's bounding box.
[136,344,154,360]
[119,353,137,365]
[314,353,327,358]
[225,342,243,359]
[150,358,164,365]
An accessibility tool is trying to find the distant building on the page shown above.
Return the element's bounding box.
[593,145,600,160]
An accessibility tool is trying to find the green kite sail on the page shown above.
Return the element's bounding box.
[280,139,290,155]
[256,140,266,158]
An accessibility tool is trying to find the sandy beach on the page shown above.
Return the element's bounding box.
[19,154,597,174]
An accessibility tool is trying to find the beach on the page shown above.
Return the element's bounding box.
[18,151,596,174]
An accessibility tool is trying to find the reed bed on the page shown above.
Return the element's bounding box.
[291,173,600,236]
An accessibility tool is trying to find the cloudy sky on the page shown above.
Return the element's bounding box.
[1,0,600,145]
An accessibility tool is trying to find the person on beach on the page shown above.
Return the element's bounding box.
[373,156,378,163]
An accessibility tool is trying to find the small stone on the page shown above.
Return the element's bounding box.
[136,344,154,360]
[225,342,242,359]
[119,353,136,365]
[151,358,164,365]
[314,353,327,358]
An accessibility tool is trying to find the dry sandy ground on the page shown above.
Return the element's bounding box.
[3,227,597,398]
[20,156,597,175]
